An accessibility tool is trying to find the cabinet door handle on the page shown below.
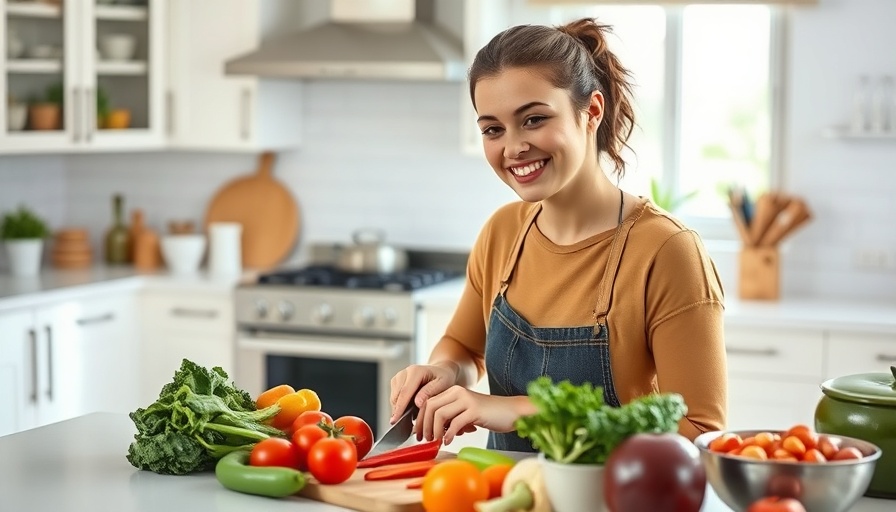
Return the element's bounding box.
[45,326,53,402]
[84,87,94,142]
[171,308,219,319]
[29,329,38,404]
[240,87,251,141]
[166,90,175,136]
[76,312,115,326]
[72,87,81,143]
[875,353,896,362]
[726,347,779,357]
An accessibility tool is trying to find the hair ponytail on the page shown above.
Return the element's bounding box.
[469,18,636,178]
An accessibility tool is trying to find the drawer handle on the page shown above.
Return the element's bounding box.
[726,347,779,357]
[875,353,896,362]
[171,308,219,319]
[29,329,38,405]
[76,312,115,326]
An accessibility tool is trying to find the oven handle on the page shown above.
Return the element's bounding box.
[237,335,408,362]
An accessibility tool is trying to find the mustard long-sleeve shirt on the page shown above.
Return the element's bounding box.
[441,197,727,440]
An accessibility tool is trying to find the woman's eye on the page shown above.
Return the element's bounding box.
[481,126,503,137]
[524,116,547,127]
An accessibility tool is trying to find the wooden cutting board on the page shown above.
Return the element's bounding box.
[204,152,300,269]
[297,451,457,512]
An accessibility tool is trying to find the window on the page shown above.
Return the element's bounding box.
[534,4,782,240]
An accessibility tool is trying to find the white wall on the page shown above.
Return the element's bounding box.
[2,0,896,301]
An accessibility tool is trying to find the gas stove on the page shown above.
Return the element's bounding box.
[256,265,461,292]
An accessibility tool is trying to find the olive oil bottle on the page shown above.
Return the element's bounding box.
[104,194,131,264]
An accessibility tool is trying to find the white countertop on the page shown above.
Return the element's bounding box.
[0,413,891,512]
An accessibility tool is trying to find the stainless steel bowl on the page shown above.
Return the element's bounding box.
[695,430,882,512]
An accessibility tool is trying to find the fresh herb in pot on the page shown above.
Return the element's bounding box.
[514,376,687,465]
[127,359,285,475]
[0,206,50,240]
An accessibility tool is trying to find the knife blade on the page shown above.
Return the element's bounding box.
[364,404,418,459]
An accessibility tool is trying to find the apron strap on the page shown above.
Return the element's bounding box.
[593,196,641,329]
[498,203,542,295]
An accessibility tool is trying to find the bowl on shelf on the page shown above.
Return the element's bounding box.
[99,34,137,61]
[160,234,206,275]
[695,429,881,512]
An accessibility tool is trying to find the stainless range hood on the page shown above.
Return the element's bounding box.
[225,0,466,81]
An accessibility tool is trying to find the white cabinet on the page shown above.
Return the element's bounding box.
[724,325,825,431]
[0,292,138,437]
[139,289,234,405]
[165,0,302,151]
[1,0,167,153]
[825,330,896,379]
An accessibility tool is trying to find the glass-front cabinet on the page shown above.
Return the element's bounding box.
[1,0,165,153]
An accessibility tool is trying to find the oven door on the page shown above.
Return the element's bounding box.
[235,331,412,437]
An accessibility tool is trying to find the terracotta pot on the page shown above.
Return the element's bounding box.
[28,103,60,130]
[814,366,896,499]
[105,109,130,129]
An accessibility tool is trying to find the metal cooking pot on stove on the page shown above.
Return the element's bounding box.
[814,365,896,499]
[336,229,408,274]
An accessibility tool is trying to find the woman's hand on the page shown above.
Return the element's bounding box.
[389,363,458,424]
[416,386,532,445]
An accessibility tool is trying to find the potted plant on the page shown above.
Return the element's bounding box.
[96,87,110,129]
[511,377,687,512]
[1,206,51,276]
[28,82,63,131]
[650,177,698,213]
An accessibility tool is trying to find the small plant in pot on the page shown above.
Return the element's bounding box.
[477,377,695,512]
[28,82,63,131]
[1,206,50,276]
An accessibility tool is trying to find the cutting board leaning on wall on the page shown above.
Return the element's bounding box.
[204,151,300,269]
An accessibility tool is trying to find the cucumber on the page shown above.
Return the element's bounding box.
[457,446,516,470]
[215,450,306,498]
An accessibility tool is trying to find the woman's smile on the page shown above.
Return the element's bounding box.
[508,158,550,183]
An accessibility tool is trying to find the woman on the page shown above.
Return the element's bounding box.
[389,18,727,452]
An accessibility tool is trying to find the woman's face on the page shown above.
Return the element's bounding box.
[473,67,601,203]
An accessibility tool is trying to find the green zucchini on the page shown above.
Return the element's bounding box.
[215,450,306,498]
[457,446,516,470]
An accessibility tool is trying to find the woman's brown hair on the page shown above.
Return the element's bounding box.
[468,18,636,178]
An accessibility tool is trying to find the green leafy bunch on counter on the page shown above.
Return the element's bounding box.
[127,359,284,475]
[515,377,687,465]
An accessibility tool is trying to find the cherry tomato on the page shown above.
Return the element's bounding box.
[291,424,330,471]
[334,416,374,460]
[422,460,488,512]
[746,496,807,512]
[307,437,358,485]
[291,410,334,433]
[249,437,301,469]
[832,446,863,461]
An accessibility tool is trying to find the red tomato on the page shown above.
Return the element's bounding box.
[291,424,330,471]
[422,460,489,512]
[307,437,358,485]
[334,416,374,460]
[291,410,334,433]
[746,496,807,512]
[249,438,301,469]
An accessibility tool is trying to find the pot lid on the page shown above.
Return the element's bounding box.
[821,366,896,406]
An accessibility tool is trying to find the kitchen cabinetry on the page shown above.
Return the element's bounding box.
[825,330,896,379]
[165,0,302,151]
[724,325,825,430]
[139,289,234,404]
[1,0,167,153]
[0,292,138,437]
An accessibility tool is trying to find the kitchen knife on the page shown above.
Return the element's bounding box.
[364,405,418,459]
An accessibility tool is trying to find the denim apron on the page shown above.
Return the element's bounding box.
[485,199,634,452]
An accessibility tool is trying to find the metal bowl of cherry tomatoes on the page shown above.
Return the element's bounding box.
[695,425,882,512]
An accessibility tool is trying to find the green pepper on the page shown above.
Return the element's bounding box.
[456,446,516,470]
[215,450,306,498]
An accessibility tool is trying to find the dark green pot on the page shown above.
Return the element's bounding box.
[814,366,896,499]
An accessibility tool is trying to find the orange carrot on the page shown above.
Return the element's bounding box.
[363,460,440,481]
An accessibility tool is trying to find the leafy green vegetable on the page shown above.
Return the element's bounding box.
[515,377,687,465]
[127,359,284,475]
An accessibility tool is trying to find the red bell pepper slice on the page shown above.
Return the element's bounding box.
[363,460,439,481]
[356,438,442,469]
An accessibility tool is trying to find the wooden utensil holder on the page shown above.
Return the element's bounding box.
[739,247,779,300]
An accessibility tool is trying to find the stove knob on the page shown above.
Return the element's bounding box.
[382,308,398,327]
[278,300,295,321]
[354,307,376,328]
[254,299,269,319]
[312,303,333,325]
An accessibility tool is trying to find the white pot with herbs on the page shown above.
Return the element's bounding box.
[1,206,50,277]
[475,377,706,512]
